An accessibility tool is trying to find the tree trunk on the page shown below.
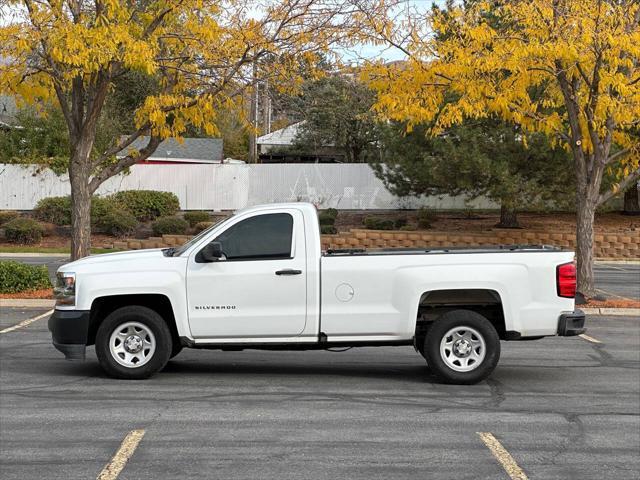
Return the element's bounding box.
[69,144,93,260]
[623,182,640,215]
[575,194,596,298]
[495,204,519,228]
[248,61,259,163]
[350,147,360,163]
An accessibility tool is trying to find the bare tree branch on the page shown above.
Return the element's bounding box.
[598,168,640,206]
[89,135,161,192]
[606,146,633,165]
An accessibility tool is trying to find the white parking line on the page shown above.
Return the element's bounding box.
[0,309,54,334]
[97,429,145,480]
[477,432,528,480]
[579,333,602,344]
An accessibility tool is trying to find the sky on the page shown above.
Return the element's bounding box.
[340,0,443,62]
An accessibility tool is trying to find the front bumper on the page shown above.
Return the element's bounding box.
[557,309,586,336]
[48,309,90,360]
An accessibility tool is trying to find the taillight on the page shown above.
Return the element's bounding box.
[557,262,576,298]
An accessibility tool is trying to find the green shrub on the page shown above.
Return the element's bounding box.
[0,211,19,225]
[325,208,338,220]
[152,216,189,235]
[33,195,116,226]
[0,260,51,293]
[394,217,408,229]
[399,224,417,231]
[318,209,339,226]
[378,220,395,230]
[90,196,114,226]
[320,225,337,234]
[39,222,58,237]
[362,216,377,229]
[3,218,45,244]
[318,213,334,226]
[417,207,436,229]
[183,211,211,227]
[194,221,215,233]
[363,216,395,230]
[33,196,72,225]
[111,190,180,221]
[97,209,138,238]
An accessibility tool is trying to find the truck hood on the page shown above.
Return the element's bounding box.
[59,248,168,272]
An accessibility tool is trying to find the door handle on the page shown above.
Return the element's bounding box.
[275,269,302,276]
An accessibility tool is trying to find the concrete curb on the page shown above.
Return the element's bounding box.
[594,259,640,265]
[582,307,640,316]
[0,299,56,308]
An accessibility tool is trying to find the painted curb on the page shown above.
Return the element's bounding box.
[0,299,56,308]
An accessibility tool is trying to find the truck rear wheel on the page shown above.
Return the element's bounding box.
[423,309,500,385]
[95,306,172,379]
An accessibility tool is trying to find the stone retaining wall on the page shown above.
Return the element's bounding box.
[111,228,638,258]
[321,229,638,258]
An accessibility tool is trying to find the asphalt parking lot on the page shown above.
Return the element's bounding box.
[1,309,639,480]
[593,263,640,300]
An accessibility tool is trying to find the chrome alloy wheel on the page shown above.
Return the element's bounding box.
[439,326,486,372]
[109,321,156,368]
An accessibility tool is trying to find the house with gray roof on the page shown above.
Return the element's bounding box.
[118,136,230,164]
[256,122,344,163]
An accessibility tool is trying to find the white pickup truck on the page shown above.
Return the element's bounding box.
[49,202,585,384]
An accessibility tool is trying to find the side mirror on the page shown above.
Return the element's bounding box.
[200,242,223,262]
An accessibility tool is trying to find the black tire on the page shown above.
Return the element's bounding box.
[415,337,426,357]
[423,309,500,385]
[95,306,172,379]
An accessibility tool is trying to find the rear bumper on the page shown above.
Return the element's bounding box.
[48,309,90,360]
[557,310,586,336]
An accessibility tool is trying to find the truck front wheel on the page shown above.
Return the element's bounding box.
[95,306,172,379]
[423,310,500,385]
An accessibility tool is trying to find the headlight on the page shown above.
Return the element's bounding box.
[54,272,76,306]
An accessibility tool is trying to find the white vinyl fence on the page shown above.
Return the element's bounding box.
[0,163,497,211]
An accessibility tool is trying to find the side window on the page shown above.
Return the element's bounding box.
[214,213,293,260]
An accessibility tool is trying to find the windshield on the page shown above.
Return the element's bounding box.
[172,215,232,256]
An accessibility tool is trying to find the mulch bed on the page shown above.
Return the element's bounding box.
[0,233,116,250]
[1,289,54,299]
[581,298,640,309]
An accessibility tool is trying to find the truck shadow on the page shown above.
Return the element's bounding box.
[161,359,434,384]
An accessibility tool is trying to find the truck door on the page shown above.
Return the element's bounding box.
[186,209,307,339]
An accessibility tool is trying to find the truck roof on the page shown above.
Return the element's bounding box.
[235,202,318,215]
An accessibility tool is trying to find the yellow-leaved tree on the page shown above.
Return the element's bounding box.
[0,0,381,259]
[362,0,640,297]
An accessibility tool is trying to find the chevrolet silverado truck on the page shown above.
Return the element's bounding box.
[49,202,586,384]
